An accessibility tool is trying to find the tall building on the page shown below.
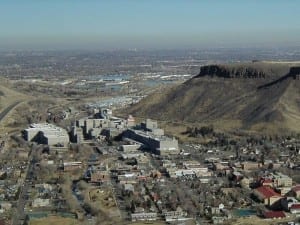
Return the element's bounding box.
[23,123,69,146]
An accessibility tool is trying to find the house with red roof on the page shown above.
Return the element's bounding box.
[253,186,282,206]
[290,204,300,214]
[263,210,286,219]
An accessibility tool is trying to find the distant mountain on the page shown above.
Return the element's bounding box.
[126,62,300,134]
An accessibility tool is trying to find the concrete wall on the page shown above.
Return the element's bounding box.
[24,129,39,141]
[46,135,69,146]
[122,144,141,152]
[84,119,94,135]
[152,128,164,136]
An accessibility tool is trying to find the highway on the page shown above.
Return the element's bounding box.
[0,101,26,225]
[0,101,22,122]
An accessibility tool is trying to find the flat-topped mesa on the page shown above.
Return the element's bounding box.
[195,65,266,79]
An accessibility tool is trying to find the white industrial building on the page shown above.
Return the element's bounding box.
[123,119,179,155]
[23,123,69,146]
[73,108,135,142]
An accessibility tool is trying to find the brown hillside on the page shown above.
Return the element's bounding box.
[126,62,300,134]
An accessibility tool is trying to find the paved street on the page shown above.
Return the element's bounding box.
[12,144,38,225]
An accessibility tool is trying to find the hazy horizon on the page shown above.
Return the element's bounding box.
[1,0,300,50]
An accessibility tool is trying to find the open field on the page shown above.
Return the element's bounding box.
[129,222,168,225]
[0,79,27,110]
[0,81,30,135]
[233,214,297,225]
[29,216,80,225]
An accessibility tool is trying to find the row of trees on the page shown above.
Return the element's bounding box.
[183,125,215,137]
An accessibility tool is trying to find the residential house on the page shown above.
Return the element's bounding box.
[263,211,286,219]
[32,198,50,208]
[253,186,282,206]
[290,204,300,214]
[131,212,157,222]
[90,170,109,184]
[63,162,82,171]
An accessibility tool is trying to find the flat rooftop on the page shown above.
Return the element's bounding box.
[26,123,69,137]
[129,129,175,142]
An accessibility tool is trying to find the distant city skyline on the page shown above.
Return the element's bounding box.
[1,0,300,50]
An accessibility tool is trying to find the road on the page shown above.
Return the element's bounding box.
[0,101,22,122]
[0,100,32,224]
[12,144,39,225]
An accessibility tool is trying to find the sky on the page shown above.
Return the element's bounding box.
[0,0,300,50]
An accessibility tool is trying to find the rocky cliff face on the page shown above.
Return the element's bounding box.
[289,67,300,79]
[258,66,300,89]
[194,62,296,80]
[196,65,266,78]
